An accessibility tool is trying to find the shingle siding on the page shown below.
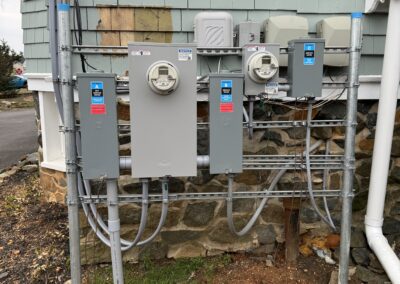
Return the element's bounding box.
[21,0,385,75]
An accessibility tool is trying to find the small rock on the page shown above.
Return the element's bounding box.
[26,152,39,164]
[183,202,217,227]
[22,164,38,173]
[351,227,367,248]
[265,255,275,267]
[328,270,338,284]
[355,265,389,283]
[260,130,284,146]
[255,224,276,245]
[64,280,71,284]
[383,217,400,235]
[301,207,320,223]
[0,272,9,280]
[351,248,370,266]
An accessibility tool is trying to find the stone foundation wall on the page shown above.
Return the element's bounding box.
[39,100,400,277]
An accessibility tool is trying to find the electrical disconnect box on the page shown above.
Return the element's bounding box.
[287,39,325,98]
[194,12,233,47]
[209,74,244,174]
[128,43,197,178]
[242,44,280,96]
[77,73,120,180]
[236,22,261,47]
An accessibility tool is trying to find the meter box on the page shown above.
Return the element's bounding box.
[242,44,280,96]
[287,39,325,98]
[194,12,233,47]
[77,73,120,180]
[236,22,261,47]
[209,74,244,174]
[128,43,197,178]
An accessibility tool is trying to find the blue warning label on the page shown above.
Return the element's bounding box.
[90,81,104,105]
[220,80,233,103]
[221,80,232,88]
[304,43,316,65]
[91,81,104,90]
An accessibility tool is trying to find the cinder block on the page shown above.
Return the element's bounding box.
[111,8,135,30]
[135,8,159,31]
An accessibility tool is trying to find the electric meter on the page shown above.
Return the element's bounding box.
[147,61,179,95]
[247,52,279,83]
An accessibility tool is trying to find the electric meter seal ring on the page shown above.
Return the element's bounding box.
[147,61,180,95]
[247,51,279,83]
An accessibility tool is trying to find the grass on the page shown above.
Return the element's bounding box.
[87,254,232,284]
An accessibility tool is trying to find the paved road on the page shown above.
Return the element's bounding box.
[0,109,37,170]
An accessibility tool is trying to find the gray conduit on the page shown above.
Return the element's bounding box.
[322,140,336,230]
[305,101,336,230]
[226,140,324,236]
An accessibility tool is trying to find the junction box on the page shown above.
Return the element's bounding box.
[209,73,244,174]
[287,39,325,98]
[77,73,120,180]
[128,43,197,178]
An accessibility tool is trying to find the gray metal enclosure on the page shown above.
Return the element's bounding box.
[129,43,197,178]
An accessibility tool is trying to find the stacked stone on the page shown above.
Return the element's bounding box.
[38,100,400,279]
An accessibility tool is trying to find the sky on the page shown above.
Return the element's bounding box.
[0,0,23,52]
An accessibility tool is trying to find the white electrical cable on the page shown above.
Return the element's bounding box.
[322,140,336,230]
[226,140,324,236]
[305,101,336,230]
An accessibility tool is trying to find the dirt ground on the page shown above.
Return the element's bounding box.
[0,171,352,284]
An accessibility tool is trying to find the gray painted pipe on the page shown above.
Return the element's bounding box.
[57,1,81,283]
[339,13,363,284]
[120,155,210,170]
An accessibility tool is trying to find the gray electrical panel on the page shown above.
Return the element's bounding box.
[236,22,260,47]
[77,73,120,180]
[128,42,197,178]
[287,39,325,97]
[242,44,280,96]
[209,74,244,174]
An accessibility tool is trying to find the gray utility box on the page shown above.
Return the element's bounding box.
[129,43,197,178]
[77,73,120,180]
[209,74,244,174]
[242,44,280,96]
[287,39,325,98]
[236,22,260,47]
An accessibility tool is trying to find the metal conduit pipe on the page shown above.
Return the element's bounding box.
[339,13,363,284]
[305,101,336,230]
[225,140,324,237]
[365,0,400,282]
[57,1,81,283]
[106,179,124,284]
[322,141,336,231]
[120,156,210,170]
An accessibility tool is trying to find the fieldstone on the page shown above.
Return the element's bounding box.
[167,242,206,259]
[147,205,180,229]
[188,170,214,185]
[0,272,9,281]
[168,178,186,193]
[26,152,39,164]
[22,164,38,173]
[261,203,284,224]
[368,253,384,274]
[300,207,319,223]
[366,112,378,129]
[382,217,400,235]
[260,130,284,146]
[391,139,400,157]
[355,159,372,177]
[234,171,269,185]
[358,138,374,155]
[197,129,209,155]
[119,204,141,225]
[272,104,292,115]
[161,230,203,245]
[352,190,369,212]
[351,227,367,248]
[390,165,400,183]
[251,243,276,256]
[139,242,168,260]
[357,101,374,115]
[201,179,225,193]
[285,128,306,140]
[254,146,279,155]
[119,134,130,145]
[313,127,333,139]
[355,265,389,283]
[390,201,400,216]
[208,219,253,244]
[328,270,338,284]
[183,202,217,227]
[330,172,342,189]
[255,224,276,245]
[351,248,370,266]
[333,138,345,149]
[316,103,347,120]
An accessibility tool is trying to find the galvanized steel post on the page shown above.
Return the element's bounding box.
[58,1,81,283]
[338,12,363,284]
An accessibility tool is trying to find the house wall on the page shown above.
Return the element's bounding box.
[21,0,387,75]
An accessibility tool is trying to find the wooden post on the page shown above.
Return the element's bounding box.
[283,198,301,265]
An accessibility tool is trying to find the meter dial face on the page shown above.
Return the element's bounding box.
[147,61,180,95]
[247,51,279,83]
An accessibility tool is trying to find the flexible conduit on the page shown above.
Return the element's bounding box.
[226,140,324,236]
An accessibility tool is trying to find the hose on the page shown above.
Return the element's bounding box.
[305,101,336,230]
[226,140,324,236]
